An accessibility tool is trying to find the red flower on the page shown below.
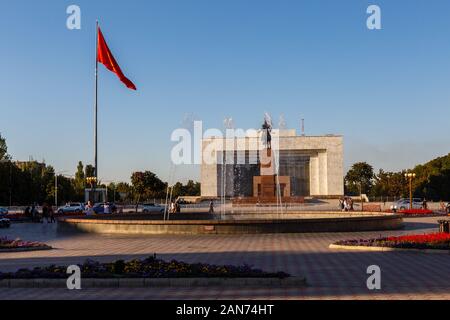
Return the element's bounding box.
[387,233,450,244]
[398,209,434,215]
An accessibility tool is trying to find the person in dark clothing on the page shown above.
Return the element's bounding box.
[31,204,37,222]
[24,206,31,218]
[42,203,49,223]
[49,205,56,223]
[422,198,428,210]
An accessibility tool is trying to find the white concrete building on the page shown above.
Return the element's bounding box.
[200,130,344,198]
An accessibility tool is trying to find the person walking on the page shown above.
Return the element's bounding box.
[209,200,215,213]
[49,204,56,223]
[31,204,38,222]
[24,206,31,218]
[422,198,428,210]
[339,198,344,211]
[349,198,354,211]
[103,202,111,214]
[85,201,95,216]
[42,202,49,223]
[440,200,446,212]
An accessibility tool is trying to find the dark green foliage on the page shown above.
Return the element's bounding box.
[345,162,375,195]
[0,256,290,279]
[354,153,450,200]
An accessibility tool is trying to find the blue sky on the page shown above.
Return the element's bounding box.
[1,0,450,183]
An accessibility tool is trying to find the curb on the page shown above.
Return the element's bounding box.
[0,277,306,288]
[329,244,450,254]
[0,246,52,253]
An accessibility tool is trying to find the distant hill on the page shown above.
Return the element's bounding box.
[413,153,450,201]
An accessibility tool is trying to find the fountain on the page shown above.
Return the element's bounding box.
[59,114,404,235]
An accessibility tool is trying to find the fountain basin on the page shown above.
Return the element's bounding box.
[58,212,403,235]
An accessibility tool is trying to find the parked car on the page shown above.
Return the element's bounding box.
[57,203,85,214]
[175,198,189,205]
[0,207,8,215]
[0,217,10,228]
[93,203,117,214]
[142,203,165,213]
[390,198,423,211]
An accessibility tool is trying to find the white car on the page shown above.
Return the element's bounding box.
[57,203,85,214]
[142,203,165,213]
[390,198,423,211]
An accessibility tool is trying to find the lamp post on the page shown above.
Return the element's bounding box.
[404,172,416,210]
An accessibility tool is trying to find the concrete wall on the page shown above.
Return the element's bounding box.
[60,214,403,235]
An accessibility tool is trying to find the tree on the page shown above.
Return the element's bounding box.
[371,169,408,198]
[183,180,201,196]
[171,182,184,198]
[345,162,375,195]
[73,161,85,199]
[116,182,132,202]
[0,133,9,161]
[85,164,95,178]
[170,180,201,198]
[411,153,450,200]
[131,171,167,202]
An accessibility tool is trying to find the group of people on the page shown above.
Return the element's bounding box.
[169,201,181,214]
[85,200,95,216]
[84,201,114,215]
[339,197,354,212]
[24,203,56,223]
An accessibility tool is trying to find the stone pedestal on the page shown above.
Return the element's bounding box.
[252,148,290,198]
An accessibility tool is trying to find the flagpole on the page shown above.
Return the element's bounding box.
[93,20,99,203]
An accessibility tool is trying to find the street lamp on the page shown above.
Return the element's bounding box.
[404,172,416,210]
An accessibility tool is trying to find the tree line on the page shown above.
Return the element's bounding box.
[345,154,450,201]
[0,133,200,206]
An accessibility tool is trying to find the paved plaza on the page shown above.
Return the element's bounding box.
[1,216,450,300]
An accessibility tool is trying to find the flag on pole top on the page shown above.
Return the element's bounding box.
[97,26,137,90]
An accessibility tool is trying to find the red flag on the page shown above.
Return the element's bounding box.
[97,27,137,90]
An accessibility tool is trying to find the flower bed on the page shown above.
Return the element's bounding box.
[333,232,450,250]
[7,211,85,221]
[0,256,290,280]
[398,209,434,215]
[0,237,52,251]
[384,209,438,216]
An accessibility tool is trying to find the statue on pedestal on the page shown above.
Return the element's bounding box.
[262,117,272,150]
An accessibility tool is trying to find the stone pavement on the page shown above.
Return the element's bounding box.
[0,216,449,300]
